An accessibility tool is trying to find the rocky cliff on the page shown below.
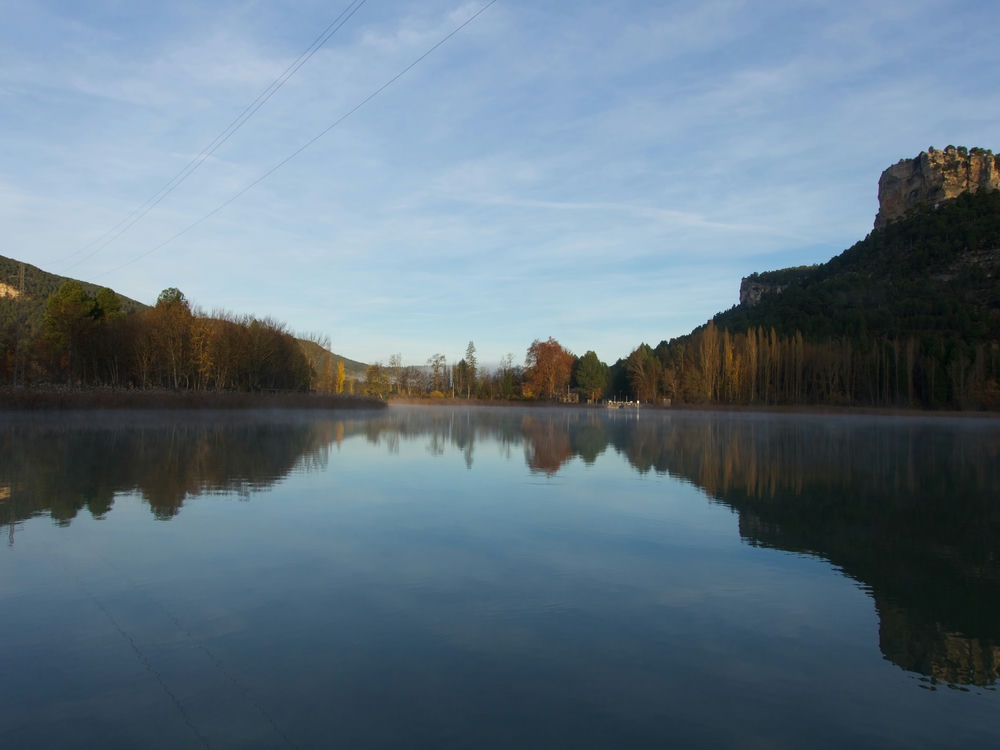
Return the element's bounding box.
[874,146,1000,229]
[739,278,787,306]
[738,266,817,308]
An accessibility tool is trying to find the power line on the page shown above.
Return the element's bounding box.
[61,0,368,273]
[99,0,499,277]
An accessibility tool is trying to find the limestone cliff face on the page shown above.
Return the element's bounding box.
[738,267,816,307]
[875,146,1000,229]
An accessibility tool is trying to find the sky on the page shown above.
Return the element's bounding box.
[2,0,999,368]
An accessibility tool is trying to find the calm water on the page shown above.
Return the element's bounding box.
[2,405,999,748]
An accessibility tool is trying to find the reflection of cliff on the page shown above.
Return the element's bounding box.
[878,601,1000,688]
[611,413,1000,687]
[0,414,369,523]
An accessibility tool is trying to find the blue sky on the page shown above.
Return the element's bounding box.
[2,1,998,368]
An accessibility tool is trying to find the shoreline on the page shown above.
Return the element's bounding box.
[386,397,1000,420]
[3,387,995,419]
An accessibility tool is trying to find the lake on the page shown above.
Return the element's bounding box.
[2,405,999,748]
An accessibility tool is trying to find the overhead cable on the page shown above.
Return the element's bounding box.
[100,0,499,276]
[62,0,367,272]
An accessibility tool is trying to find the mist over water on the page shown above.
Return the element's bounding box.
[2,406,998,748]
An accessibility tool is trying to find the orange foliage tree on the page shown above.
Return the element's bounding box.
[524,337,574,400]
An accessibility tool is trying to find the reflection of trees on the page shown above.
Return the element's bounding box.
[0,414,354,524]
[521,414,574,475]
[574,421,609,464]
[356,407,613,475]
[615,413,1000,688]
[5,406,999,688]
[356,407,1000,687]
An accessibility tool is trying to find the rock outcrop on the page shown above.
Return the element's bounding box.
[739,278,787,306]
[738,267,817,308]
[875,146,1000,229]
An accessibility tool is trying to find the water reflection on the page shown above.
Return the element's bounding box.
[2,405,999,689]
[0,411,376,523]
[640,412,1000,689]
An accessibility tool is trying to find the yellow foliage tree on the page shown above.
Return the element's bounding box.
[336,360,345,394]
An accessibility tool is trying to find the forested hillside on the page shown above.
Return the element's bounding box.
[719,189,1000,342]
[0,256,145,335]
[0,256,364,393]
[612,189,1000,409]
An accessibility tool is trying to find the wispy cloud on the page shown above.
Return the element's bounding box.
[2,0,998,364]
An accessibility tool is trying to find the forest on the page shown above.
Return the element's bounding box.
[1,282,329,393]
[3,188,999,409]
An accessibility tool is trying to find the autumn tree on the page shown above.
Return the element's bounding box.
[453,359,472,399]
[336,360,346,394]
[299,333,334,393]
[236,317,310,392]
[388,353,403,395]
[695,321,721,402]
[364,362,390,399]
[397,364,421,396]
[319,353,335,394]
[149,287,193,389]
[189,316,214,391]
[524,337,574,400]
[204,313,242,390]
[427,353,448,394]
[626,344,662,402]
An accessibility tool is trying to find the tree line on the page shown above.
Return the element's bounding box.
[612,323,1000,410]
[2,281,334,393]
[363,338,612,404]
[9,277,994,409]
[368,322,998,410]
[6,186,998,409]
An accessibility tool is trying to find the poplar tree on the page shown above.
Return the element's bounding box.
[336,360,346,394]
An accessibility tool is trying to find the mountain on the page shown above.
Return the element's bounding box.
[625,147,1000,410]
[719,150,1000,345]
